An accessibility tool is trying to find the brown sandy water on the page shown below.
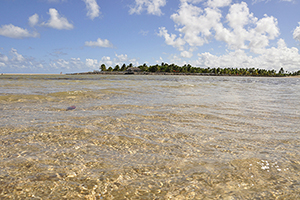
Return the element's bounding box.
[0,75,299,199]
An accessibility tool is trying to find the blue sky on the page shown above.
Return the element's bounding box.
[0,0,299,73]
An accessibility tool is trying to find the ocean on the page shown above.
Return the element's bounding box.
[0,74,299,199]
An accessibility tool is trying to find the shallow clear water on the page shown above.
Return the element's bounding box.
[0,75,299,199]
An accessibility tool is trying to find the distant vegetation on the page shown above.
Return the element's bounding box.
[98,63,300,77]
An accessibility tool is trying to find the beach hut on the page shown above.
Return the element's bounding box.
[125,67,141,74]
[126,67,141,72]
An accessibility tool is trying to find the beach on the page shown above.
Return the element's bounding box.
[0,74,299,199]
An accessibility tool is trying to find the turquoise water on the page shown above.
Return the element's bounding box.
[0,75,299,199]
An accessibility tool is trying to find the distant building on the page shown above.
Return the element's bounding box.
[126,67,141,73]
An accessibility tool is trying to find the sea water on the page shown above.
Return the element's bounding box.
[0,75,299,199]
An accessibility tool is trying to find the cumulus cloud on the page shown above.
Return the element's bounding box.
[196,50,250,68]
[11,48,26,62]
[101,56,113,66]
[0,53,8,67]
[85,38,113,48]
[180,0,203,3]
[50,58,84,71]
[215,3,279,52]
[252,0,295,4]
[0,47,121,73]
[158,1,280,57]
[193,39,300,71]
[171,3,222,47]
[86,58,98,68]
[158,27,186,51]
[130,0,167,16]
[0,53,9,63]
[53,59,70,69]
[0,48,142,73]
[181,50,194,58]
[0,48,46,72]
[0,24,39,39]
[29,14,39,27]
[158,1,222,51]
[293,22,300,42]
[114,54,128,64]
[42,8,74,30]
[207,0,232,8]
[83,0,100,20]
[259,39,300,71]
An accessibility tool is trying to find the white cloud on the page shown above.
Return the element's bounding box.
[215,3,279,52]
[180,0,203,3]
[158,1,222,53]
[258,39,300,71]
[207,0,232,8]
[83,0,100,20]
[0,57,6,67]
[180,47,197,58]
[0,47,108,73]
[42,8,74,30]
[0,24,39,39]
[194,39,300,71]
[86,58,98,68]
[101,56,113,66]
[159,1,280,57]
[130,0,167,16]
[249,15,279,53]
[293,22,300,42]
[114,54,128,64]
[129,57,139,64]
[181,50,193,58]
[196,49,255,68]
[226,2,256,30]
[0,48,47,72]
[85,38,113,48]
[50,58,84,71]
[55,59,70,69]
[0,53,9,63]
[252,0,295,3]
[171,3,222,46]
[0,49,142,73]
[28,14,39,27]
[158,27,186,51]
[11,48,25,62]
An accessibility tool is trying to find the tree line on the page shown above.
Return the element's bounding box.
[99,63,300,77]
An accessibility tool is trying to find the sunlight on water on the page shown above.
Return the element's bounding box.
[0,75,299,199]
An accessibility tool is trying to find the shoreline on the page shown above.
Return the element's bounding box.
[1,73,63,75]
[1,72,299,78]
[67,71,300,78]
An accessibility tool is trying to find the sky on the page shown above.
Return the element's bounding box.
[0,0,300,74]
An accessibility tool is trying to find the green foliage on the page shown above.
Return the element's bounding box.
[97,63,296,76]
[100,64,106,71]
[138,63,148,71]
[148,64,160,72]
[293,70,300,76]
[128,63,133,69]
[113,65,120,71]
[120,64,127,71]
[279,68,284,74]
